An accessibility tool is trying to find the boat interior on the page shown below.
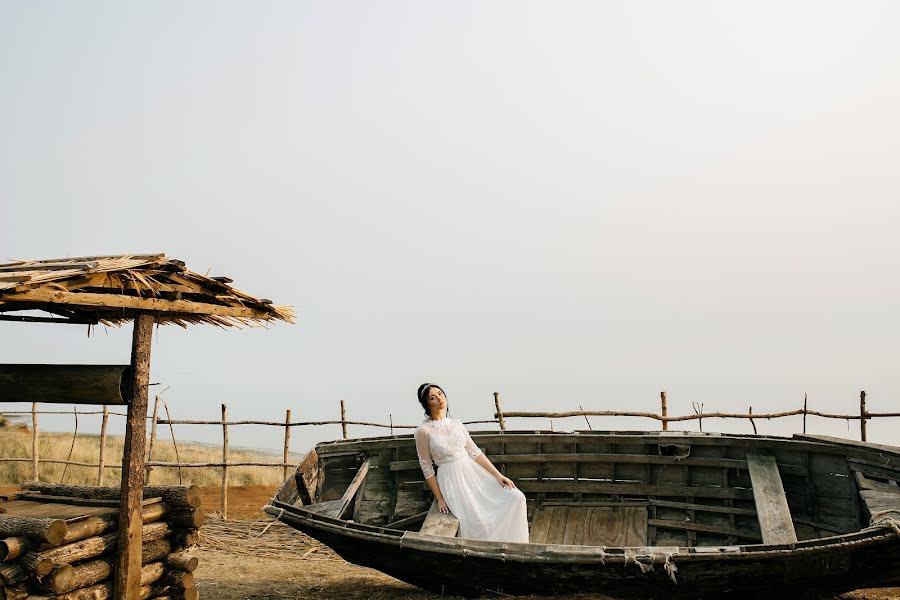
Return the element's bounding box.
[273,430,900,548]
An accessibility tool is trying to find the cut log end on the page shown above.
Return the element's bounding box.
[166,552,199,573]
[45,519,68,546]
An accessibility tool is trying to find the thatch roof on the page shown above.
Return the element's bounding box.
[0,254,294,328]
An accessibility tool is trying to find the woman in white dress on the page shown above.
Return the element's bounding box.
[414,383,529,543]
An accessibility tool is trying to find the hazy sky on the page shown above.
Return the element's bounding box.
[2,2,899,453]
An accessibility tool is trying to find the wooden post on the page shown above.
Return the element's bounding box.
[145,396,160,484]
[860,390,867,442]
[340,400,347,440]
[114,313,153,600]
[221,403,229,520]
[802,393,807,435]
[494,392,507,431]
[31,403,39,482]
[282,409,291,481]
[660,391,668,431]
[97,405,109,485]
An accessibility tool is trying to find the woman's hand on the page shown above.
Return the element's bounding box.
[437,499,451,514]
[497,475,517,489]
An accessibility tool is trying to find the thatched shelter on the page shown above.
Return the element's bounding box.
[0,253,292,599]
[0,253,293,327]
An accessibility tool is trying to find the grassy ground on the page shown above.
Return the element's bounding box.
[0,428,292,488]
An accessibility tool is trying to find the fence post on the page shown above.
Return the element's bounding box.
[145,396,160,484]
[31,402,39,482]
[660,391,668,431]
[494,392,507,431]
[802,393,807,434]
[283,409,292,481]
[98,405,109,485]
[340,400,347,439]
[860,390,867,442]
[221,404,229,520]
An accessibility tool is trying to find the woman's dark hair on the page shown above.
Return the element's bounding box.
[417,382,446,418]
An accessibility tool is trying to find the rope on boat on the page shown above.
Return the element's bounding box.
[623,548,678,583]
[870,509,900,536]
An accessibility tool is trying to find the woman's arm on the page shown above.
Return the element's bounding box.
[415,426,451,513]
[459,421,517,489]
[474,454,517,489]
[424,475,451,513]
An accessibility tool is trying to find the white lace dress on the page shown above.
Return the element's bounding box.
[414,417,529,543]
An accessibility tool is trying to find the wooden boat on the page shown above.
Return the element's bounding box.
[265,429,900,598]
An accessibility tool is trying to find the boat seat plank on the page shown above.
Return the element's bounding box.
[529,506,648,546]
[860,489,900,522]
[419,500,459,537]
[854,471,900,493]
[746,451,797,545]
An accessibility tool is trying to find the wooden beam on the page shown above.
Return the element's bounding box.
[384,511,429,530]
[0,364,130,405]
[648,518,761,541]
[1,289,271,319]
[54,273,196,295]
[0,262,98,272]
[0,314,98,324]
[389,453,808,475]
[746,451,797,545]
[114,313,153,600]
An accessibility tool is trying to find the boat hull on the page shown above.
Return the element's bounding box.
[269,502,900,599]
[270,431,900,597]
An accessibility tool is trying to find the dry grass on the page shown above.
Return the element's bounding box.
[0,428,294,488]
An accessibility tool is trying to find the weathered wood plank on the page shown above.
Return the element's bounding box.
[746,451,797,545]
[384,511,428,530]
[2,289,272,319]
[419,500,459,537]
[21,483,201,509]
[649,518,761,541]
[0,364,131,405]
[18,493,161,508]
[528,507,553,544]
[389,453,806,475]
[516,480,755,500]
[583,507,647,546]
[849,458,900,482]
[545,507,569,544]
[860,489,900,522]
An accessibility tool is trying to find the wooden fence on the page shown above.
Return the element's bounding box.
[2,390,898,518]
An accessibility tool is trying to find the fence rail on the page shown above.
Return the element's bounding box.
[4,389,898,519]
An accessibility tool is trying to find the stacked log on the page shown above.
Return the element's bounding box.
[0,484,203,600]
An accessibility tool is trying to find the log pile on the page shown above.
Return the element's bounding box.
[0,484,203,600]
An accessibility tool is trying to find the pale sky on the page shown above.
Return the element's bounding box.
[2,2,899,453]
